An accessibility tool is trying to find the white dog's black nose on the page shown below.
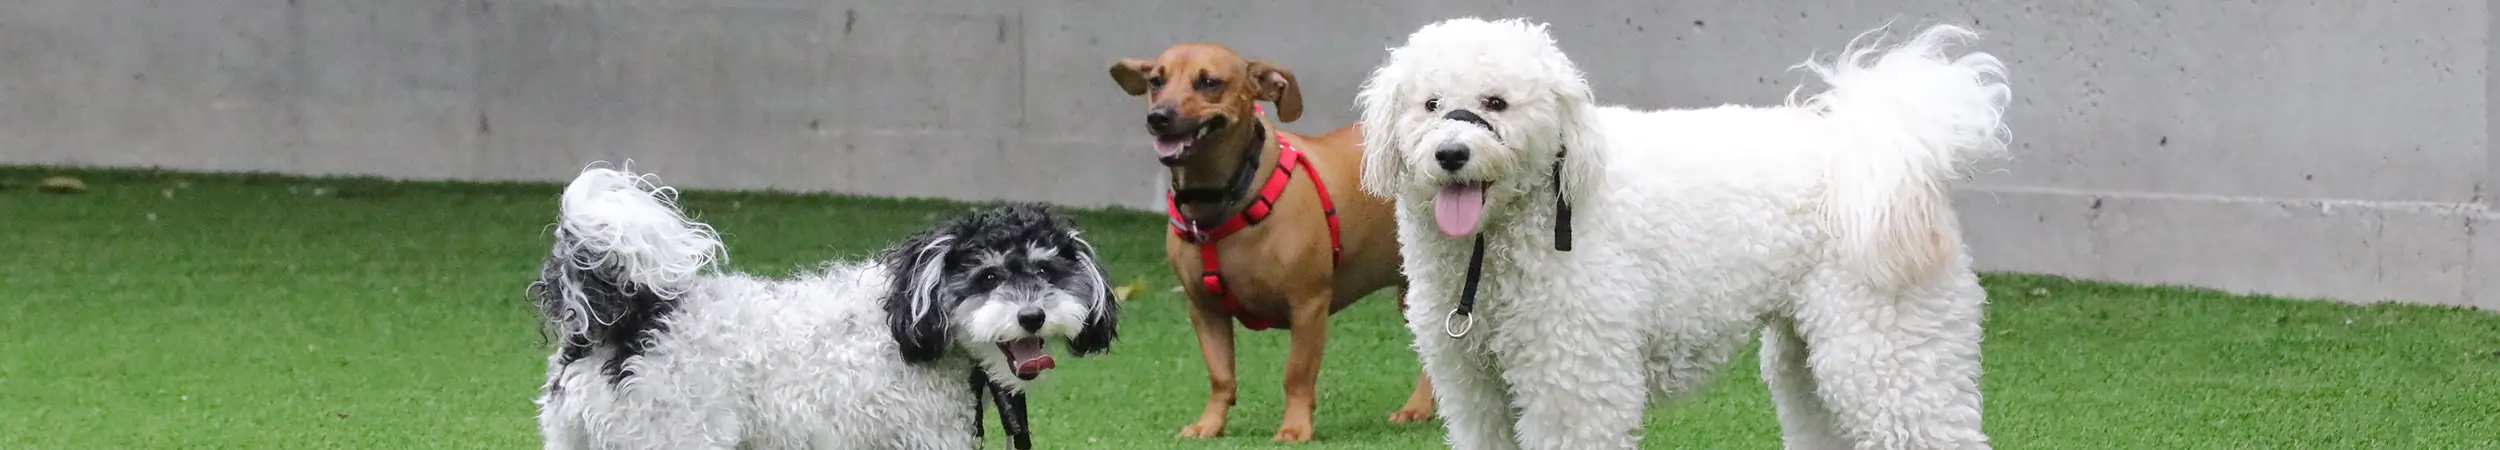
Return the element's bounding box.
[1436,142,1470,172]
[1017,307,1045,332]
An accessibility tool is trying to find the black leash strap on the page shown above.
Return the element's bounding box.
[1444,235,1487,338]
[989,381,1032,450]
[1552,147,1573,252]
[1448,148,1575,338]
[969,370,1033,450]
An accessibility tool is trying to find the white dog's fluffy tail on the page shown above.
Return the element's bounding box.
[1795,24,2011,291]
[526,165,724,349]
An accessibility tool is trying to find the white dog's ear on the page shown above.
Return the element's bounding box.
[1551,78,1609,211]
[1354,62,1408,197]
[881,229,958,363]
[1246,59,1303,123]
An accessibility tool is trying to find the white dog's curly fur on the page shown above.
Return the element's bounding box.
[526,165,1118,450]
[1356,18,2011,450]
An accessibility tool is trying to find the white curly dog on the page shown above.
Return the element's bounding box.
[1355,18,2011,450]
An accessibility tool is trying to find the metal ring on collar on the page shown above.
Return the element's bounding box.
[1444,309,1475,338]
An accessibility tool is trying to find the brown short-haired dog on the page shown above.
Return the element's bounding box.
[1110,44,1433,442]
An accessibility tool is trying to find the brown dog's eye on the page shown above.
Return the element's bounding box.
[1482,96,1508,112]
[1148,75,1166,88]
[1424,97,1440,112]
[1194,74,1223,91]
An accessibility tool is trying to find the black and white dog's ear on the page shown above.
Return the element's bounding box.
[881,229,958,364]
[1064,230,1119,356]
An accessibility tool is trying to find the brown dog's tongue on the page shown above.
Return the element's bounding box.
[1153,137,1191,158]
[1006,338,1055,378]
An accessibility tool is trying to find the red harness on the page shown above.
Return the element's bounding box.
[1166,128,1343,331]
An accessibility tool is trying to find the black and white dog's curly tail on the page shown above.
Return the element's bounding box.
[525,164,723,358]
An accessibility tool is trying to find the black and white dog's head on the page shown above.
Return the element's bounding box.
[880,204,1120,388]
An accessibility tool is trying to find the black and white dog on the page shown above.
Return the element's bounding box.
[528,165,1118,450]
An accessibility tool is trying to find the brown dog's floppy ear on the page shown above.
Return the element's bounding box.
[1109,59,1156,96]
[1247,59,1303,123]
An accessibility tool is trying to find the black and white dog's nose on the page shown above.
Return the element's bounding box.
[1435,142,1470,172]
[1017,307,1045,332]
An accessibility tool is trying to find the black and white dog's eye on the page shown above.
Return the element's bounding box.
[978,271,1000,286]
[1424,97,1440,112]
[1482,96,1508,112]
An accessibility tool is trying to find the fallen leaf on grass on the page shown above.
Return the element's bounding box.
[1112,279,1152,303]
[39,176,85,194]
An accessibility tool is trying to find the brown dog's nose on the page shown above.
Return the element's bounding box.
[1146,107,1177,135]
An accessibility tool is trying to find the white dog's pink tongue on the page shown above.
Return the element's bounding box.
[1004,338,1055,379]
[1435,184,1487,238]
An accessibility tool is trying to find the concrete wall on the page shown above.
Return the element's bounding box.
[2,0,2494,308]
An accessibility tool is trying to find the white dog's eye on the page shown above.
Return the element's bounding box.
[1482,96,1508,112]
[1424,97,1440,112]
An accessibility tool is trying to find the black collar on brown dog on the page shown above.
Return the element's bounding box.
[1168,122,1270,231]
[1449,146,1574,338]
[970,369,1032,450]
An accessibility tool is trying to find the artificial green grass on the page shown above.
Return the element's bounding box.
[2,166,2496,449]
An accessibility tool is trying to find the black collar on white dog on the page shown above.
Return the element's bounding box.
[970,370,1033,450]
[1447,146,1575,338]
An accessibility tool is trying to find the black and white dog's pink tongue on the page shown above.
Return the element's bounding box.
[1435,184,1487,238]
[1007,338,1055,378]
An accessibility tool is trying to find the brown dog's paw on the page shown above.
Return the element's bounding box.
[1271,423,1313,443]
[1177,421,1225,439]
[1388,407,1434,423]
